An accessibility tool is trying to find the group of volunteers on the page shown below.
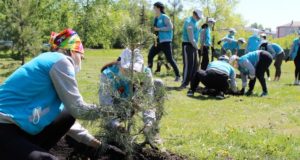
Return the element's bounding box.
[1,1,300,159]
[149,2,300,99]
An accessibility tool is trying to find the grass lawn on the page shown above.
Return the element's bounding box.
[1,49,300,159]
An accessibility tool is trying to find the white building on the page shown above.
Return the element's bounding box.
[277,21,300,38]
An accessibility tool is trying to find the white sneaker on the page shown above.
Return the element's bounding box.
[294,80,299,85]
[268,77,271,81]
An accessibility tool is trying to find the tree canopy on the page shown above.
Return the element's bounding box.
[0,0,294,63]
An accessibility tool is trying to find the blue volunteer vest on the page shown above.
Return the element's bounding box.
[223,41,239,53]
[270,43,283,55]
[238,51,259,74]
[208,61,235,77]
[290,38,300,60]
[0,52,69,135]
[182,16,200,43]
[156,14,173,43]
[246,35,261,53]
[200,27,211,46]
[102,64,152,98]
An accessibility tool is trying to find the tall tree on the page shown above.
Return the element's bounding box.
[251,22,264,30]
[1,0,45,65]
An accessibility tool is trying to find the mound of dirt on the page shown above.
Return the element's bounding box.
[50,137,186,160]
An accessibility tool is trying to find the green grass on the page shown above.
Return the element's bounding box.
[1,49,300,159]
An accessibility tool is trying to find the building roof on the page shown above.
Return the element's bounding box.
[277,21,300,28]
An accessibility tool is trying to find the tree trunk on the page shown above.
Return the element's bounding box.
[21,53,25,65]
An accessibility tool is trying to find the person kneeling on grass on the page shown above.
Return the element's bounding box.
[229,50,272,97]
[0,29,102,160]
[187,55,238,99]
[99,48,164,147]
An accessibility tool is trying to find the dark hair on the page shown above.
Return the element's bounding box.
[259,42,268,51]
[55,48,71,56]
[193,11,199,19]
[201,23,208,29]
[154,2,165,14]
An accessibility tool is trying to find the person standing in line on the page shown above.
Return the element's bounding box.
[199,18,216,70]
[148,2,181,81]
[180,9,204,88]
[287,31,300,85]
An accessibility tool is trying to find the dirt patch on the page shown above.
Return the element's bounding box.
[50,137,186,160]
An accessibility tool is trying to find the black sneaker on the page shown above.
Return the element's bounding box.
[187,90,194,96]
[245,90,253,96]
[178,84,187,90]
[260,92,268,97]
[216,92,225,99]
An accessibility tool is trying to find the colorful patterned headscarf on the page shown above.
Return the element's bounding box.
[49,29,84,54]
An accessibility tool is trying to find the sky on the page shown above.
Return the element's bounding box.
[150,0,300,31]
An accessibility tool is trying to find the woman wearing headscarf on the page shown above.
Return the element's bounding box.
[0,29,101,160]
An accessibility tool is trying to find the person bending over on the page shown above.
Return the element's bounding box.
[187,55,238,99]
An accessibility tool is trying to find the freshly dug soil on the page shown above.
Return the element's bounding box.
[50,137,186,160]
